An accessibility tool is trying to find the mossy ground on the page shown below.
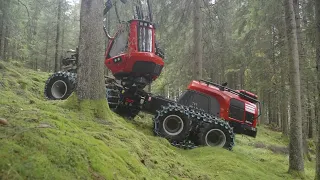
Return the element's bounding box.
[0,61,316,180]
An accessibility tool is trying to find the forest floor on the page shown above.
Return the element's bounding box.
[0,61,316,180]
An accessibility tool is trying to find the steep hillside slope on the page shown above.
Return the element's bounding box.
[0,62,316,180]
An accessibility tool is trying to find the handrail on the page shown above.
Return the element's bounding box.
[103,26,113,39]
[199,79,262,117]
[199,79,259,103]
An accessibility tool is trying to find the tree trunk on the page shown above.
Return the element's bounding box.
[284,0,305,176]
[315,0,320,178]
[268,91,277,125]
[3,24,9,61]
[54,0,62,72]
[0,0,10,60]
[303,79,311,161]
[281,69,289,136]
[1,0,10,61]
[0,0,3,58]
[45,25,50,72]
[31,2,40,70]
[193,0,203,79]
[35,57,38,70]
[293,0,310,160]
[60,24,65,69]
[293,0,304,66]
[11,41,16,60]
[307,78,313,139]
[77,0,105,100]
[309,91,315,139]
[281,13,289,135]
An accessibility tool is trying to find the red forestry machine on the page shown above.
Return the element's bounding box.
[44,0,260,150]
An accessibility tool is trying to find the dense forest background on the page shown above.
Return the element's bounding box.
[0,0,319,178]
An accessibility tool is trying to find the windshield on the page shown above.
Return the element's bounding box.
[108,25,129,58]
[138,23,153,52]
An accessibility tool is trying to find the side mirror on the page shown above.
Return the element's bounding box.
[104,0,127,16]
[104,0,113,15]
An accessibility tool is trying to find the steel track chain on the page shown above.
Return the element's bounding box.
[154,103,235,150]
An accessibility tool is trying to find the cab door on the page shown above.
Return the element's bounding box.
[177,90,220,117]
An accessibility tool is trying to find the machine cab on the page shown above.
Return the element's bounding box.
[177,80,261,138]
[104,20,164,88]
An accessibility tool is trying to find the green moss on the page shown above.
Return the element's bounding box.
[288,169,306,179]
[64,93,113,119]
[78,98,112,119]
[17,80,28,89]
[0,62,5,70]
[11,61,23,68]
[0,61,317,180]
[63,93,80,110]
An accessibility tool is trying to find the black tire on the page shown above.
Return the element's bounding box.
[196,119,235,150]
[106,87,120,109]
[154,104,193,142]
[114,105,140,119]
[44,72,76,100]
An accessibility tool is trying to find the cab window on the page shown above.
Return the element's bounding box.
[178,91,220,115]
[177,91,209,112]
[210,96,220,117]
[229,98,244,121]
[108,26,129,58]
[177,91,192,106]
[191,93,209,112]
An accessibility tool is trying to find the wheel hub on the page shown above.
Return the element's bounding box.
[163,115,184,136]
[205,129,226,147]
[51,80,67,99]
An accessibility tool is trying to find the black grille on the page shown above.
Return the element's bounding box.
[132,61,163,76]
[245,112,255,124]
[229,99,245,121]
[154,64,162,74]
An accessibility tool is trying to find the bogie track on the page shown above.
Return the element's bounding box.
[153,103,235,150]
[153,104,193,142]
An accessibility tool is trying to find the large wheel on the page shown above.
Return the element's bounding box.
[196,120,235,150]
[106,87,120,109]
[154,104,192,142]
[44,72,76,100]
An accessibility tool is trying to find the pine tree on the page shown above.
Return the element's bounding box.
[75,0,109,118]
[54,0,62,71]
[284,0,305,176]
[193,0,203,79]
[315,0,320,179]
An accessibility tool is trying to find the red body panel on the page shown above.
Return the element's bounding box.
[104,20,164,81]
[104,52,164,78]
[187,81,258,128]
